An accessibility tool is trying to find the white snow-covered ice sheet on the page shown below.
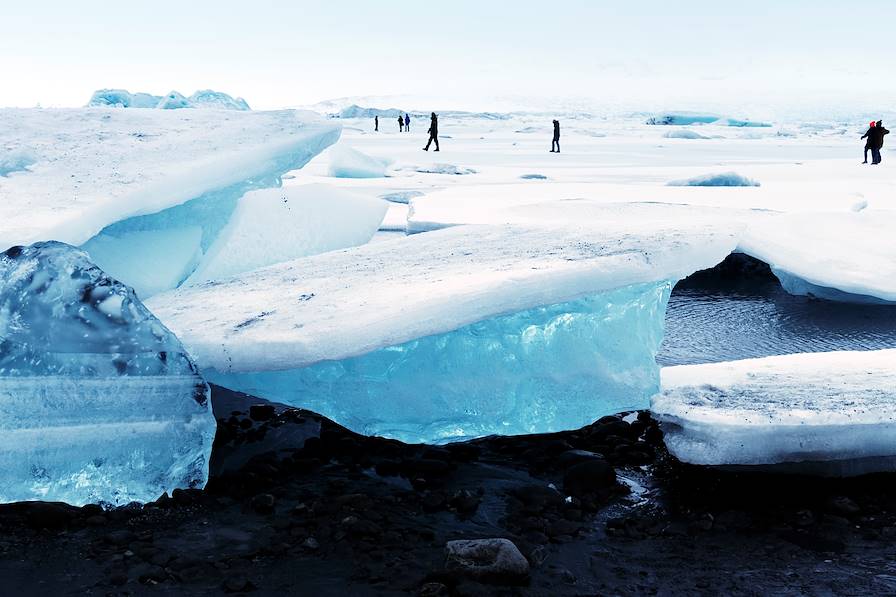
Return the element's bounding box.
[652,350,896,475]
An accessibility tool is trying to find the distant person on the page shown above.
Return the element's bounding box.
[550,119,560,153]
[405,113,411,132]
[871,120,889,165]
[861,120,876,163]
[398,115,404,132]
[423,112,440,151]
[375,115,379,132]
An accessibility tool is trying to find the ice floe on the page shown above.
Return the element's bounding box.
[652,350,896,475]
[328,145,392,178]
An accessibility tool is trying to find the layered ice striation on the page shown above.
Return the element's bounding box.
[207,282,672,442]
[149,219,736,443]
[652,350,896,476]
[0,242,215,505]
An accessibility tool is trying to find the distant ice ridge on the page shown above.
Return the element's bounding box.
[149,217,737,443]
[337,105,404,118]
[328,145,392,178]
[652,350,896,476]
[667,172,760,187]
[0,108,342,296]
[0,242,215,505]
[647,113,771,127]
[87,89,250,110]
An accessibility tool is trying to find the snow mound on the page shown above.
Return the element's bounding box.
[379,190,424,204]
[663,129,710,140]
[652,350,896,475]
[188,90,250,111]
[328,145,392,178]
[0,242,215,505]
[156,91,192,110]
[667,172,760,187]
[187,185,387,284]
[148,215,736,442]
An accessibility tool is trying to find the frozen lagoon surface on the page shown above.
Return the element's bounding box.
[0,242,215,505]
[148,105,896,444]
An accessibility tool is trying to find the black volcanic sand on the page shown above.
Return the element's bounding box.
[1,386,896,596]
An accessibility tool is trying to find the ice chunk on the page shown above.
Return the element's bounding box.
[186,185,387,284]
[652,350,896,475]
[0,150,35,177]
[188,90,251,111]
[663,129,710,140]
[739,211,896,303]
[723,118,772,128]
[667,172,760,187]
[148,220,736,443]
[0,108,341,249]
[379,190,424,204]
[328,145,391,178]
[87,89,162,108]
[208,281,671,443]
[0,242,215,505]
[156,91,193,109]
[81,227,203,299]
[411,164,477,175]
[646,113,719,126]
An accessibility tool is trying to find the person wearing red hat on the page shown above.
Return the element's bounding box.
[861,121,876,164]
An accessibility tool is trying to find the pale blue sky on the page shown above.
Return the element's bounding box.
[2,1,891,111]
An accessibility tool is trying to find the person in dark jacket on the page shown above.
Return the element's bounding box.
[550,119,560,153]
[375,115,379,132]
[423,112,439,151]
[861,120,876,163]
[398,115,404,132]
[405,113,410,132]
[871,120,889,165]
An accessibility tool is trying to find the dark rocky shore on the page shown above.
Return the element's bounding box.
[1,385,895,596]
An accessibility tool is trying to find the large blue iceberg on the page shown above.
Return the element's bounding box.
[205,281,672,443]
[0,242,216,506]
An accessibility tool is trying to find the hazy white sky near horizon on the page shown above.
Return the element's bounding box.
[2,1,892,113]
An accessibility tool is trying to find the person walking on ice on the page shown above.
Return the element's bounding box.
[550,119,560,153]
[861,121,876,163]
[871,120,889,165]
[398,115,404,132]
[423,112,440,151]
[405,113,411,132]
[375,115,379,132]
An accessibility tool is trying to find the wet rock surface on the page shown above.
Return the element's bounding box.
[0,385,895,595]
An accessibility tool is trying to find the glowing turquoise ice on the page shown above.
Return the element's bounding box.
[206,281,673,443]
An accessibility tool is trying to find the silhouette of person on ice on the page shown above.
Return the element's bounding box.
[375,115,379,132]
[550,120,560,153]
[870,120,889,164]
[861,121,876,163]
[424,112,440,151]
[405,113,410,132]
[398,115,404,132]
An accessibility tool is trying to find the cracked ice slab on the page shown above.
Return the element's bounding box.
[0,108,341,249]
[652,350,896,475]
[149,206,737,441]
